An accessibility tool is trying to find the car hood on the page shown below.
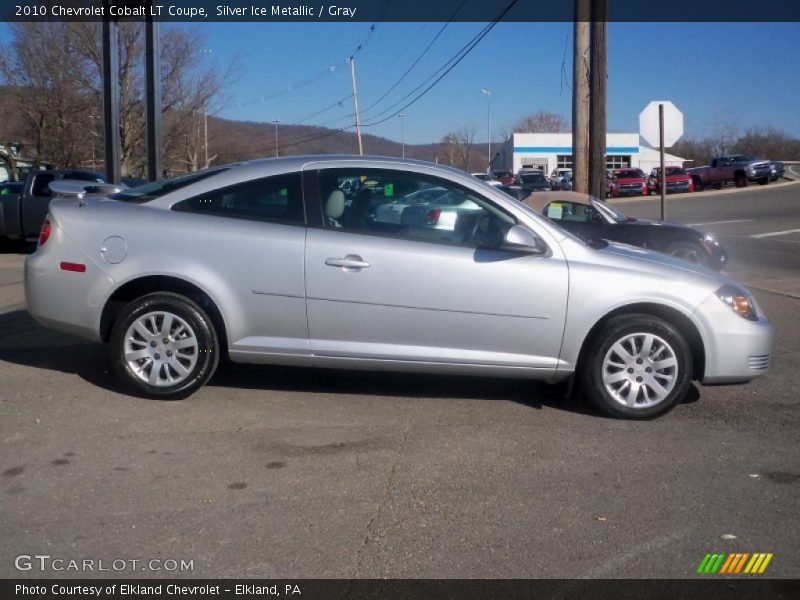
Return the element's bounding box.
[597,240,724,283]
[620,217,698,233]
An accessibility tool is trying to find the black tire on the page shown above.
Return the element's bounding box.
[665,241,708,266]
[757,177,768,186]
[734,173,747,188]
[692,177,704,192]
[110,292,220,399]
[580,314,693,419]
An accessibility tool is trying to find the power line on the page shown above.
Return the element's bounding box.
[310,0,468,130]
[211,1,389,114]
[361,0,518,128]
[221,0,517,155]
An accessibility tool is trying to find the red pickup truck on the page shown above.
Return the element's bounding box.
[648,166,694,195]
[609,168,648,197]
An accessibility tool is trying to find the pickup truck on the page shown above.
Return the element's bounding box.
[0,169,108,244]
[687,155,772,191]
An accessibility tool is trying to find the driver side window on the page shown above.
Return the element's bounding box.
[316,168,515,248]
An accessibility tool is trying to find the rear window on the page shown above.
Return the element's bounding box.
[111,169,227,204]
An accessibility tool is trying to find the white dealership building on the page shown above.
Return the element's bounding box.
[495,132,687,175]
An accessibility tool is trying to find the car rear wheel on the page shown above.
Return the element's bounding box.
[581,315,692,419]
[110,292,219,399]
[665,241,708,266]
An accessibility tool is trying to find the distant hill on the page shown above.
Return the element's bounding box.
[207,115,443,165]
[0,85,489,172]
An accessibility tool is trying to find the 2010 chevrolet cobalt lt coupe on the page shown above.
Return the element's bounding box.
[25,156,773,419]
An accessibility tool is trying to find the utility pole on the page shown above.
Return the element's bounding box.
[144,10,162,181]
[481,88,492,174]
[101,6,121,184]
[203,111,209,166]
[588,0,607,200]
[398,112,406,159]
[349,57,363,155]
[572,0,590,194]
[272,119,280,157]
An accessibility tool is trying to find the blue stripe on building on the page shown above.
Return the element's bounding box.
[513,146,640,154]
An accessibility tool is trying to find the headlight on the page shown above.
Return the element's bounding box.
[703,233,719,245]
[716,284,757,320]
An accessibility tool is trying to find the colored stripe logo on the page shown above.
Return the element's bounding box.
[697,553,773,574]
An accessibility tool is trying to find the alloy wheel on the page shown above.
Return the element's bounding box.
[601,332,678,408]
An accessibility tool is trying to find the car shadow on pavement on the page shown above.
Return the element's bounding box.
[0,308,645,416]
[209,361,592,415]
[0,309,117,391]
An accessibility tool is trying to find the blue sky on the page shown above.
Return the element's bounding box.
[2,21,799,144]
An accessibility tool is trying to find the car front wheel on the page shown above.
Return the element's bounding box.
[580,315,692,419]
[110,292,220,399]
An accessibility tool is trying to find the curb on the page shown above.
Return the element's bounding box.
[608,178,800,205]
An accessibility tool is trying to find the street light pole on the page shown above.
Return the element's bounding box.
[398,112,406,159]
[272,119,280,157]
[481,88,492,174]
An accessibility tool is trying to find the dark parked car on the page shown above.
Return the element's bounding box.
[496,185,530,201]
[0,169,110,244]
[522,191,727,270]
[516,171,551,192]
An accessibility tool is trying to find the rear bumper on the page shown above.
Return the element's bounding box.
[694,293,773,384]
[24,226,112,342]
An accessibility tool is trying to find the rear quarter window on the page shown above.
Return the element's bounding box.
[172,172,305,225]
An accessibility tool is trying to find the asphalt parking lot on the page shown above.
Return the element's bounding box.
[1,182,799,579]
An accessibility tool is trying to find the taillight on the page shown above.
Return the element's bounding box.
[426,207,441,225]
[38,219,52,247]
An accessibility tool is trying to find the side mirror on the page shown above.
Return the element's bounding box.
[502,224,547,254]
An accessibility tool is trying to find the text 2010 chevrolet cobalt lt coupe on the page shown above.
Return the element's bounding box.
[25,156,773,419]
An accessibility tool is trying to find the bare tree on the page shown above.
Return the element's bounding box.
[512,111,569,133]
[0,23,92,168]
[1,22,238,176]
[707,116,740,157]
[438,126,477,172]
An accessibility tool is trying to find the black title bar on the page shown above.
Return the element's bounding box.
[3,0,800,22]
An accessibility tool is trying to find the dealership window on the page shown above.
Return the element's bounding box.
[556,155,573,170]
[606,155,632,170]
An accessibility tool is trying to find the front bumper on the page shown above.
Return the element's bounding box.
[694,291,773,384]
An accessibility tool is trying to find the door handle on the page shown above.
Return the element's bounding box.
[325,254,371,270]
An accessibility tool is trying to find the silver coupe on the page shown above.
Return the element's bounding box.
[25,156,773,419]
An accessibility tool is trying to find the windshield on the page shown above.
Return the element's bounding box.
[614,170,642,179]
[591,198,628,223]
[730,155,756,163]
[111,168,227,203]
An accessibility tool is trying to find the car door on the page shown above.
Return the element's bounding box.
[303,164,568,370]
[169,171,310,356]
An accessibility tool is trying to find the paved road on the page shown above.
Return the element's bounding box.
[1,185,799,579]
[611,181,800,297]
